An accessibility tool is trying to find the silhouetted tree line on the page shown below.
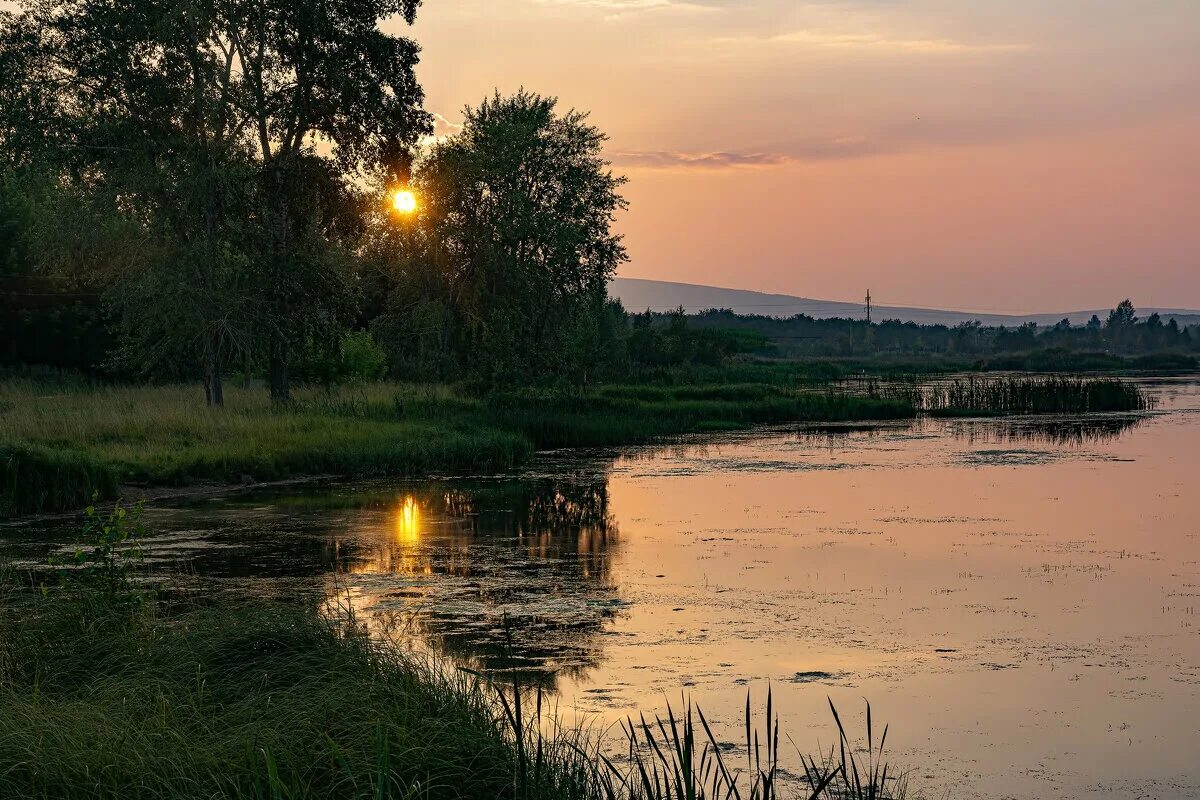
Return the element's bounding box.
[682,302,1198,363]
[2,2,1193,393]
[0,1,665,398]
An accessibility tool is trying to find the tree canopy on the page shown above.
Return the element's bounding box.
[373,90,629,384]
[0,0,429,403]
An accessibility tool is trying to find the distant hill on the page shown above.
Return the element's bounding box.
[610,277,1200,328]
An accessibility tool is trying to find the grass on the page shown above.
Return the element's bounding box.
[1,443,118,519]
[0,373,1155,518]
[0,379,915,517]
[0,577,904,800]
[977,348,1198,373]
[905,376,1154,416]
[0,588,591,799]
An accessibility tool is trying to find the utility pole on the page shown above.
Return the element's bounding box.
[864,289,872,324]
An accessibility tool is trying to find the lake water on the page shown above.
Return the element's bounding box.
[3,377,1199,798]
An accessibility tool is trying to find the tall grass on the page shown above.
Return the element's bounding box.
[0,379,916,517]
[1,443,118,518]
[911,376,1153,415]
[593,691,903,800]
[0,580,904,800]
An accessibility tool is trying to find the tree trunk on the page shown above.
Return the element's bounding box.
[203,329,224,407]
[269,337,290,404]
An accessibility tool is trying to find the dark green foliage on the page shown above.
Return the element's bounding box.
[684,303,1198,361]
[371,90,627,386]
[292,330,390,385]
[0,172,114,373]
[0,0,431,405]
[0,594,597,800]
[0,444,118,519]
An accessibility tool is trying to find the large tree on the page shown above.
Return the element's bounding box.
[381,90,627,384]
[227,0,430,401]
[0,0,258,404]
[0,0,430,403]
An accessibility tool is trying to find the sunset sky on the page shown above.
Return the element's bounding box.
[400,1,1200,312]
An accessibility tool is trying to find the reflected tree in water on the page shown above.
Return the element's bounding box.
[326,476,622,688]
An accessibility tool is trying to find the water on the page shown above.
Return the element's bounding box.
[4,377,1199,798]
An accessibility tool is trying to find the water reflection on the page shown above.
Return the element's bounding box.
[947,415,1143,446]
[0,474,624,688]
[332,479,621,686]
[790,414,1143,450]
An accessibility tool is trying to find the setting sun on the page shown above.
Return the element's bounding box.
[392,188,417,214]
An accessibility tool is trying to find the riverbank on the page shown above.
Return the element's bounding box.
[1,576,907,800]
[0,580,598,800]
[0,379,913,518]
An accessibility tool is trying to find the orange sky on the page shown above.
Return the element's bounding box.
[396,1,1200,311]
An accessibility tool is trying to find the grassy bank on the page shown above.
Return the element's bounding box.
[0,373,1155,518]
[0,493,904,800]
[0,379,913,517]
[0,576,605,800]
[0,580,903,800]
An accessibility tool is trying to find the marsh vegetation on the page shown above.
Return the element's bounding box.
[0,501,903,800]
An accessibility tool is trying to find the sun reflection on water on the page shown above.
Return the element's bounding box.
[394,495,421,543]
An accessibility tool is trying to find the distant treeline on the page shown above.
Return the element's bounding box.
[674,300,1198,366]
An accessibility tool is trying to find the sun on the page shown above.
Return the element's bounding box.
[392,188,417,214]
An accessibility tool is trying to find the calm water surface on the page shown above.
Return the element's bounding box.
[4,377,1199,799]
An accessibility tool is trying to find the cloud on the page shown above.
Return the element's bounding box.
[765,29,1030,54]
[608,136,891,170]
[417,111,465,148]
[541,0,671,6]
[533,0,718,17]
[609,150,794,169]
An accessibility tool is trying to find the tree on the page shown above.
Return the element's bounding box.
[0,0,430,404]
[1106,299,1137,330]
[384,90,628,384]
[227,0,431,401]
[0,0,257,404]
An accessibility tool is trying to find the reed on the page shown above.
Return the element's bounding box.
[915,376,1152,415]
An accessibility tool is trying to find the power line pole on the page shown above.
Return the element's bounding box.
[864,289,872,324]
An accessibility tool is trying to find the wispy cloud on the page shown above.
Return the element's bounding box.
[608,132,902,169]
[765,29,1030,54]
[609,150,794,169]
[540,0,671,6]
[417,111,465,148]
[534,0,717,18]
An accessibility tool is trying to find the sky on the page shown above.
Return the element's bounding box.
[396,1,1200,312]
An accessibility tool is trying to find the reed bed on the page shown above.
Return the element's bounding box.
[881,376,1153,416]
